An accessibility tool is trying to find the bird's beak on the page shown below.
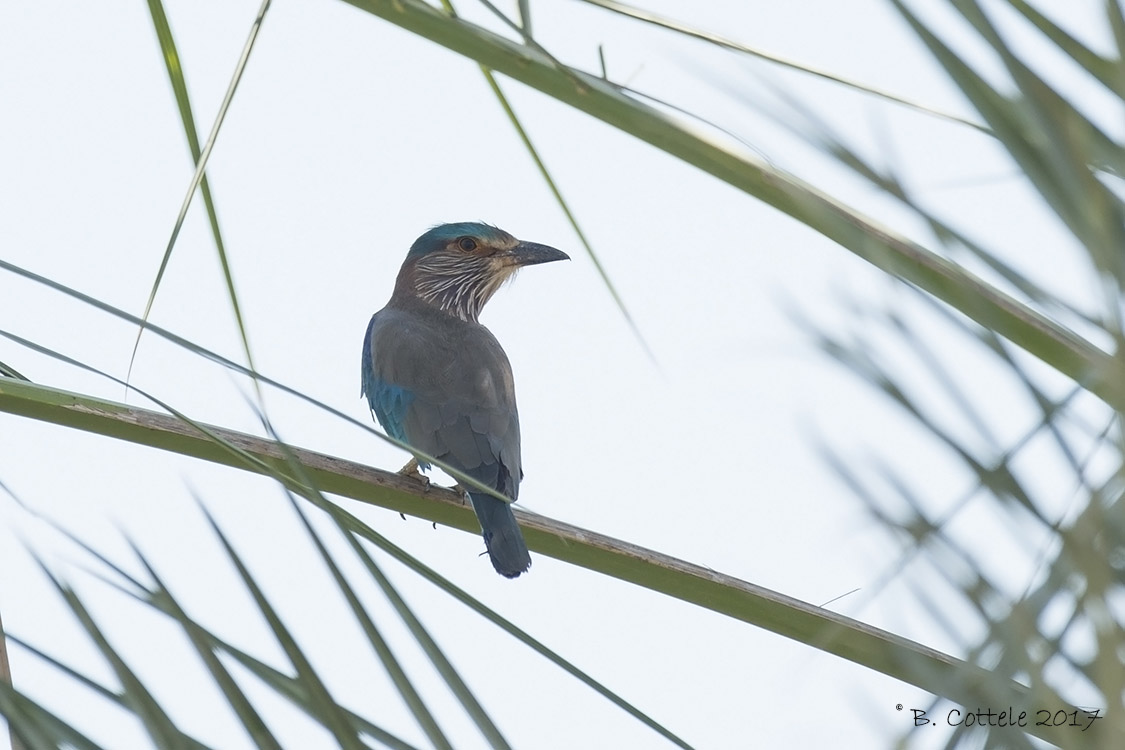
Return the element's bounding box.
[505,241,570,267]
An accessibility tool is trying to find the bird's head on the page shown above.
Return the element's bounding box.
[395,222,569,322]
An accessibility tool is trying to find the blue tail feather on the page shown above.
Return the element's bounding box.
[468,492,531,578]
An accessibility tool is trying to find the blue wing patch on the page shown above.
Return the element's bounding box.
[361,316,414,444]
[368,380,414,443]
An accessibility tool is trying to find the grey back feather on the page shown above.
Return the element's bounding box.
[367,297,522,500]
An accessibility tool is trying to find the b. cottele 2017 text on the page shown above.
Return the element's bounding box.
[908,707,1102,732]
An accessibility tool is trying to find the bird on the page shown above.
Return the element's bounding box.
[361,222,568,578]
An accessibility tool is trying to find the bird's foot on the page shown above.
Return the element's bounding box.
[451,483,470,506]
[397,457,430,490]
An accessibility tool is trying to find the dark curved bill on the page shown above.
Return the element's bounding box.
[509,241,570,266]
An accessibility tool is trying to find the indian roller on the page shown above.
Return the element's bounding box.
[361,223,568,578]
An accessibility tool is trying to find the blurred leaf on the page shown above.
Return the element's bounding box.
[893,0,1125,286]
[1006,0,1124,98]
[11,541,419,750]
[284,492,456,750]
[0,679,105,750]
[331,515,516,749]
[131,553,283,750]
[198,503,368,749]
[34,562,207,749]
[579,0,990,132]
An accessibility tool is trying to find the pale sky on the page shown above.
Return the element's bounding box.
[0,1,1109,748]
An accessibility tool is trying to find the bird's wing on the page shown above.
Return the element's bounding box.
[363,309,521,499]
[362,313,413,442]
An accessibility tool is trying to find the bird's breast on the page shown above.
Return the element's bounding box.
[370,305,516,411]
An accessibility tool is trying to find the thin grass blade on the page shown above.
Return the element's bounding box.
[32,562,204,749]
[282,491,455,750]
[578,0,988,132]
[480,69,657,362]
[1006,0,1123,97]
[129,548,283,750]
[131,0,273,391]
[80,573,420,750]
[197,502,367,750]
[0,360,28,380]
[0,681,106,750]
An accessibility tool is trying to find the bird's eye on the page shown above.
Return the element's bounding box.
[457,237,478,252]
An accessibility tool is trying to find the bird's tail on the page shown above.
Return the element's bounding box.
[468,492,531,578]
